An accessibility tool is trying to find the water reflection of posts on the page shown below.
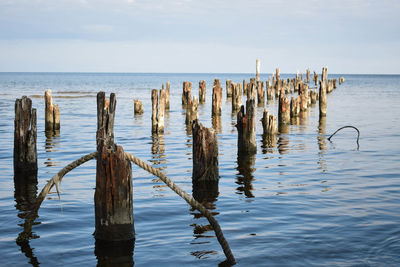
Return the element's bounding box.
[236,152,256,198]
[95,239,135,267]
[150,133,166,168]
[45,130,60,167]
[318,117,327,172]
[278,133,290,155]
[14,172,40,266]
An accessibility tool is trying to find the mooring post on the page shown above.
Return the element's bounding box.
[192,119,219,182]
[133,99,143,115]
[236,98,257,154]
[44,89,60,132]
[14,96,38,175]
[199,80,206,104]
[256,59,261,81]
[212,79,222,116]
[95,92,134,241]
[226,79,232,98]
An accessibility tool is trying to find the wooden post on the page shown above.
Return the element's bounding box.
[247,78,256,100]
[276,68,280,82]
[236,99,256,154]
[151,89,158,133]
[313,71,318,86]
[256,59,261,81]
[232,82,242,112]
[278,93,290,125]
[243,79,248,95]
[290,96,300,118]
[319,80,327,117]
[158,89,166,133]
[226,79,232,98]
[256,81,265,104]
[261,109,277,135]
[310,90,317,104]
[192,119,219,182]
[95,92,134,241]
[333,78,338,89]
[44,89,60,132]
[14,96,37,174]
[165,82,171,109]
[298,82,309,112]
[212,79,222,116]
[133,99,143,115]
[186,96,199,125]
[339,77,345,85]
[182,81,192,105]
[306,69,310,83]
[199,80,206,104]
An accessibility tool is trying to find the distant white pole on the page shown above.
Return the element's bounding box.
[256,59,260,81]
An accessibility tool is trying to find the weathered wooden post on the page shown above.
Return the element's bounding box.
[306,69,310,83]
[256,81,265,105]
[232,82,242,112]
[44,89,60,132]
[276,68,280,82]
[236,98,256,154]
[243,79,248,95]
[133,99,143,115]
[226,79,232,98]
[182,81,192,105]
[186,96,199,125]
[212,79,222,116]
[158,89,166,132]
[95,92,134,241]
[192,119,219,182]
[256,59,261,81]
[339,77,345,85]
[151,89,158,133]
[165,82,171,110]
[333,78,338,89]
[299,82,309,112]
[247,79,256,100]
[319,67,328,117]
[261,109,277,135]
[199,80,206,104]
[310,90,317,104]
[313,71,318,86]
[14,96,37,175]
[290,96,300,118]
[278,93,290,126]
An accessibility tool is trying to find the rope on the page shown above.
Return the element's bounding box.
[17,152,97,243]
[124,152,236,265]
[327,125,360,149]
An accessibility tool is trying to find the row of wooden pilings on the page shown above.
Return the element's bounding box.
[13,65,343,265]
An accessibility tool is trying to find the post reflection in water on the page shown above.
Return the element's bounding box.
[190,180,220,261]
[44,130,60,167]
[236,152,256,198]
[318,116,328,172]
[14,172,40,266]
[277,125,290,155]
[95,239,135,267]
[261,134,277,154]
[150,133,168,195]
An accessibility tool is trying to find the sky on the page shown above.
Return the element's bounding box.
[0,0,399,74]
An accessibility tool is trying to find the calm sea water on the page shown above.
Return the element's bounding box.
[0,72,399,266]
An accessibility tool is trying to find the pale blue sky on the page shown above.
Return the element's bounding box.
[0,0,399,73]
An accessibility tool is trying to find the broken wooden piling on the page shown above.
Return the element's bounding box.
[226,79,232,98]
[261,109,278,135]
[212,79,222,116]
[290,96,300,118]
[192,119,219,182]
[232,82,242,112]
[319,67,328,117]
[182,81,192,106]
[44,89,60,132]
[133,99,143,115]
[199,80,206,104]
[236,98,256,154]
[186,96,199,125]
[95,92,134,241]
[278,93,290,126]
[165,82,171,109]
[257,81,265,104]
[14,96,37,175]
[306,69,310,83]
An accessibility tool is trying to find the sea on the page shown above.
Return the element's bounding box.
[0,72,399,266]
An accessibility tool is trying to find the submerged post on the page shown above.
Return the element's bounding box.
[133,99,143,115]
[44,89,60,132]
[192,119,219,182]
[14,96,37,175]
[95,92,134,241]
